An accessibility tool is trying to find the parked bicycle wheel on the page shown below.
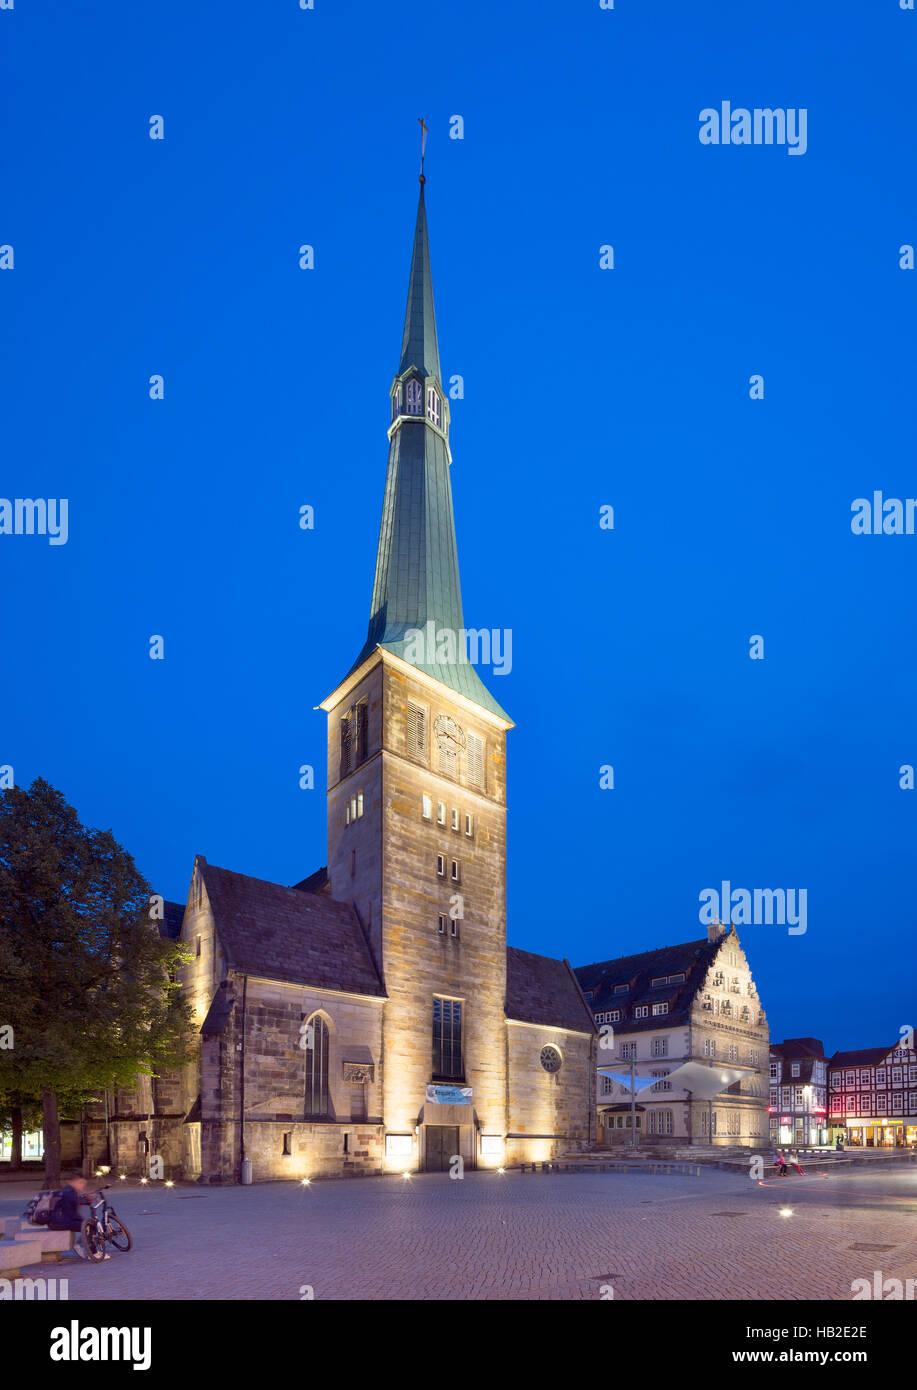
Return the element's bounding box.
[83,1220,107,1262]
[106,1216,132,1252]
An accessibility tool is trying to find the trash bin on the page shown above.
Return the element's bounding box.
[240,1159,252,1185]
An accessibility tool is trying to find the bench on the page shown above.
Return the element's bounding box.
[0,1221,75,1272]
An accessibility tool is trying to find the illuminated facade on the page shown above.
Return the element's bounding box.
[767,1038,829,1149]
[828,1042,917,1148]
[577,923,769,1148]
[105,177,596,1182]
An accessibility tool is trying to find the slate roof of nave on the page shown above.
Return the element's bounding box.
[192,860,597,1028]
[199,860,385,997]
[506,947,597,1033]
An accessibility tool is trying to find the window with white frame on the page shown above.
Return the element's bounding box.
[426,386,441,426]
[451,807,459,832]
[635,1006,649,1019]
[652,1002,668,1017]
[651,1071,671,1092]
[651,1037,668,1057]
[436,855,445,877]
[406,379,422,414]
[422,794,433,820]
[601,1075,614,1096]
[437,801,446,825]
[620,1043,636,1060]
[464,813,473,836]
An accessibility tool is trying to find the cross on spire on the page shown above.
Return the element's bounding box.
[418,116,428,183]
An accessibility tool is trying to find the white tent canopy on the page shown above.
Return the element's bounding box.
[598,1061,750,1101]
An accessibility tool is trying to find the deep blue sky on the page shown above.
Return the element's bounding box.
[3,1,915,1056]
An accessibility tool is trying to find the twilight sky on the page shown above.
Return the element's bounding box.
[3,0,915,1054]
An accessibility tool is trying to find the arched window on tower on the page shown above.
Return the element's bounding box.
[304,1015,331,1117]
[426,387,440,427]
[393,382,403,418]
[406,379,422,415]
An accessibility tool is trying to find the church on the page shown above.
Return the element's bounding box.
[114,173,597,1182]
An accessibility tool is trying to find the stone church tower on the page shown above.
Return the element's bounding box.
[320,177,515,1171]
[111,174,595,1184]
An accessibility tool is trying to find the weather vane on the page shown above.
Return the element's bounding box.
[418,116,428,183]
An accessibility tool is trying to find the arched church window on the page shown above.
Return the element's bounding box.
[406,379,422,415]
[393,382,403,417]
[304,1015,331,1117]
[426,387,440,427]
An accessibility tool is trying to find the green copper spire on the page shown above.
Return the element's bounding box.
[346,179,510,723]
[398,181,441,383]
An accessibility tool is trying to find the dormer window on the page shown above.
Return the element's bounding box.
[406,379,422,415]
[426,387,441,426]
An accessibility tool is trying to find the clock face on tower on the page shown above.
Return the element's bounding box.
[433,714,465,753]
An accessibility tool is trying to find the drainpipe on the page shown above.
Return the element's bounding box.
[239,974,249,1182]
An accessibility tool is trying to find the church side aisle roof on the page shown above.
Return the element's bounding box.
[506,946,597,1033]
[199,861,384,997]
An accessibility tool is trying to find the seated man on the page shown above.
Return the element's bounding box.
[48,1176,93,1260]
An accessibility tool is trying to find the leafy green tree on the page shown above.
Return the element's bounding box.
[0,778,195,1186]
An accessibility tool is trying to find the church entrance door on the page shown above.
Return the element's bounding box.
[425,1125,460,1172]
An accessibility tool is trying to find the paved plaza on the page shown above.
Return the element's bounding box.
[2,1164,917,1301]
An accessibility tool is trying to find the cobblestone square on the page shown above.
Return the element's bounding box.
[4,1164,917,1301]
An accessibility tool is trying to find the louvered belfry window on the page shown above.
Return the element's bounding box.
[304,1016,331,1117]
[340,716,351,779]
[341,702,367,778]
[466,733,485,790]
[355,701,368,762]
[407,701,427,758]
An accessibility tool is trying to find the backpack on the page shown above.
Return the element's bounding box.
[22,1189,64,1226]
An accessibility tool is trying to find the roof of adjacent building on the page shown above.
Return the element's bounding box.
[827,1046,895,1070]
[199,859,385,998]
[506,946,596,1033]
[160,900,185,941]
[772,1037,825,1060]
[574,932,745,1031]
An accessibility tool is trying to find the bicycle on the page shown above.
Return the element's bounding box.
[82,1185,133,1261]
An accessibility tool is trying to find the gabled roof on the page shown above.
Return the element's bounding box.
[828,1046,895,1070]
[198,860,384,998]
[772,1037,825,1060]
[506,947,596,1033]
[574,931,748,1032]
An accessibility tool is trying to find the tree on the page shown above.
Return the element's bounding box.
[0,778,195,1186]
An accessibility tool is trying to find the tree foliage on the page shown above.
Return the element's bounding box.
[0,778,195,1182]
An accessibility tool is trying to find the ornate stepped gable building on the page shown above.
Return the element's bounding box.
[575,923,769,1147]
[827,1041,917,1148]
[110,176,596,1182]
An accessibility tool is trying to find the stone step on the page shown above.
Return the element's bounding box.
[0,1239,43,1275]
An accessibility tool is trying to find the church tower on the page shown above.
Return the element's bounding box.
[320,174,513,1172]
